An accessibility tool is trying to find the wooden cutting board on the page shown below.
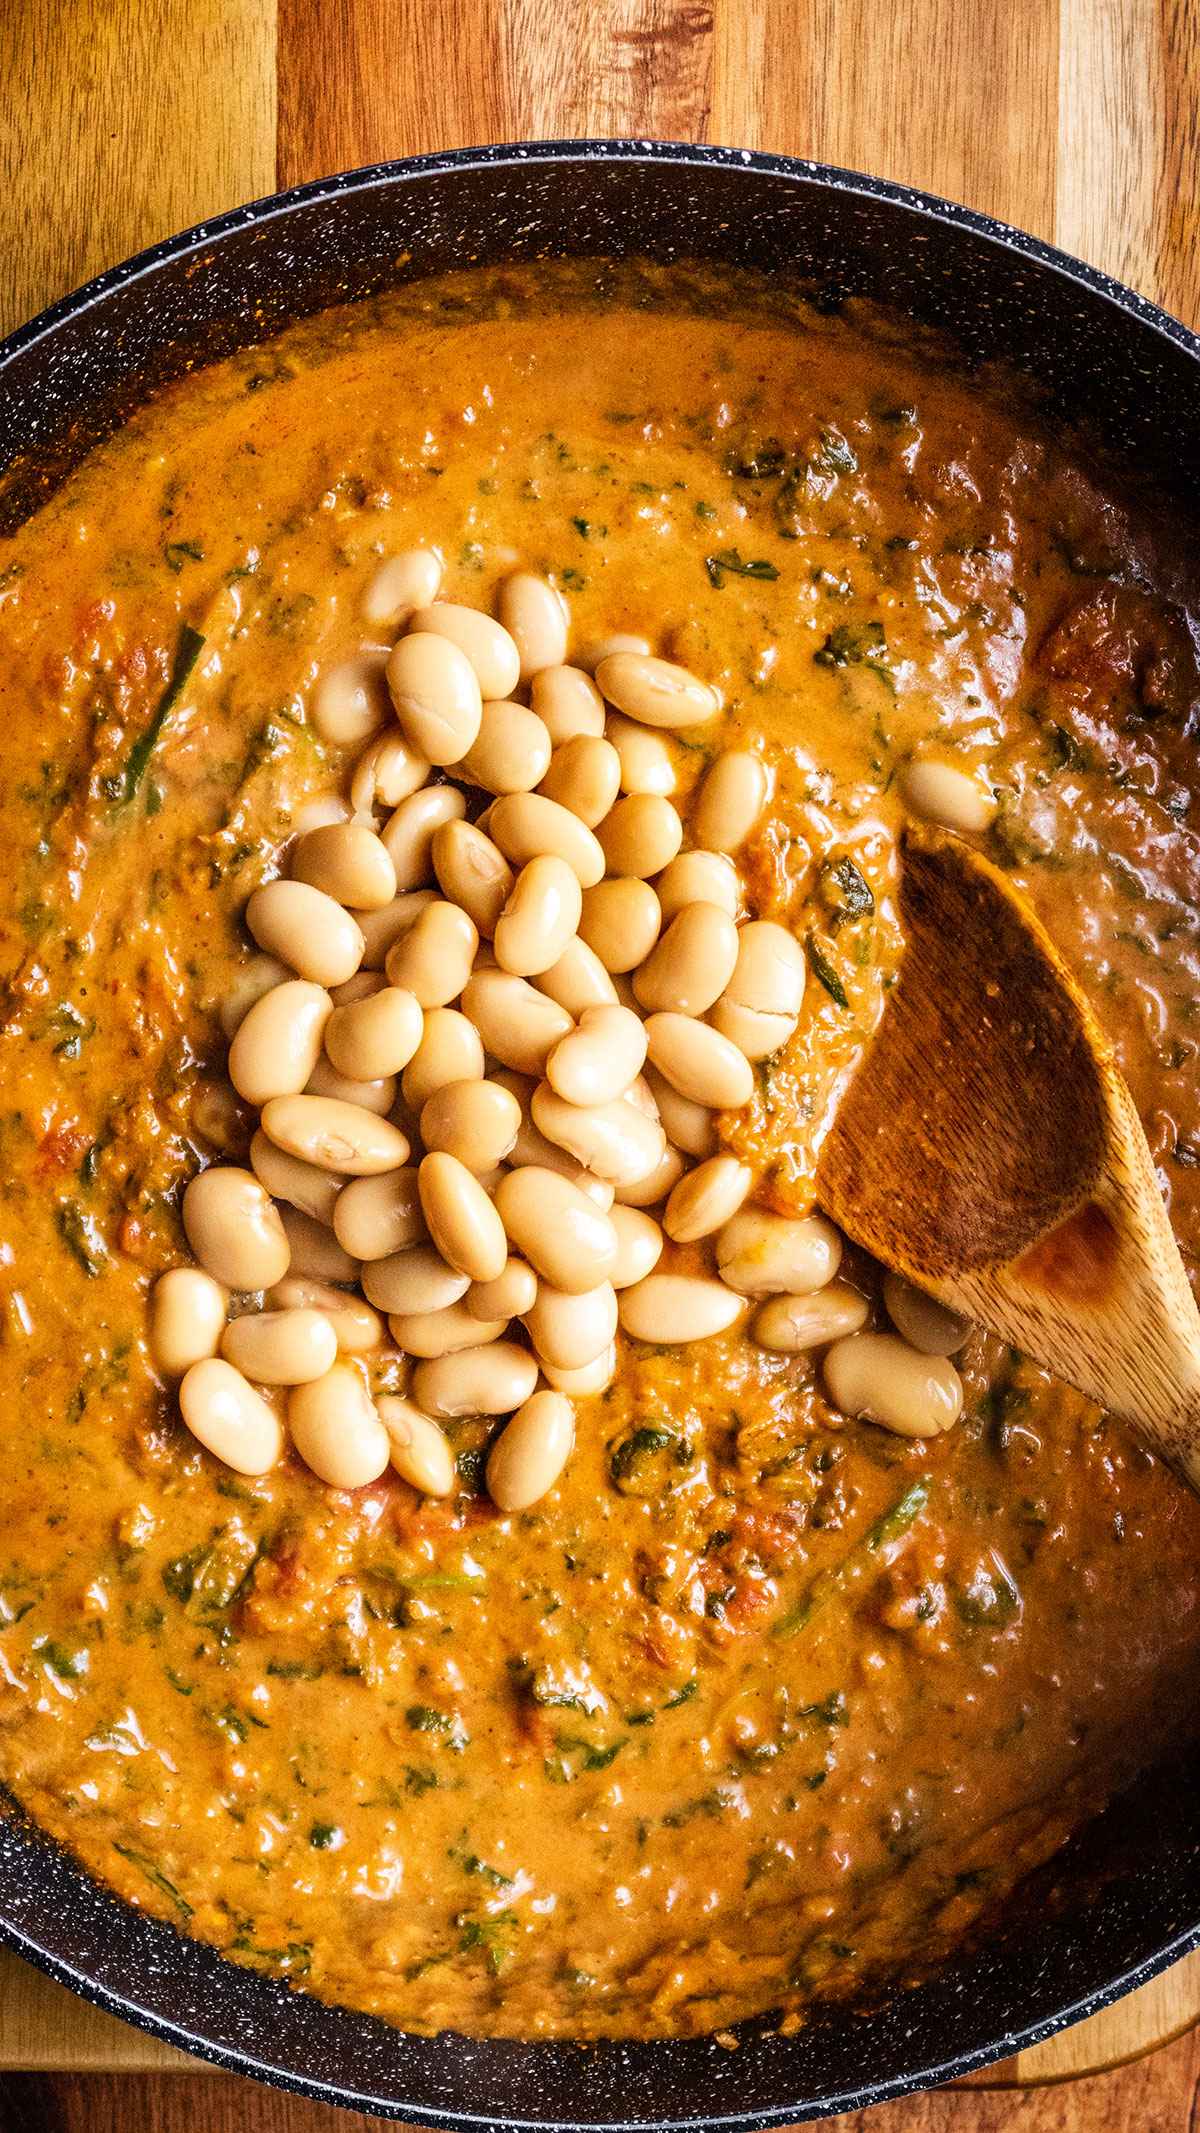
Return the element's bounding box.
[1,0,1199,2104]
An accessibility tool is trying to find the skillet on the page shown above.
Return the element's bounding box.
[2,140,1200,2126]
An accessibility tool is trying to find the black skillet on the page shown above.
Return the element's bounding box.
[2,141,1200,2127]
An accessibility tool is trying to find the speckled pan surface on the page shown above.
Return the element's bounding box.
[2,141,1200,2125]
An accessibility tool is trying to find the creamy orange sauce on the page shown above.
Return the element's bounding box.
[0,262,1199,2040]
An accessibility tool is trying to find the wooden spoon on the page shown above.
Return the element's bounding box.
[815,821,1200,1492]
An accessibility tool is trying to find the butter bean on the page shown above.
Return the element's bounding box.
[597,793,682,879]
[541,1345,616,1395]
[331,971,386,1007]
[634,903,739,1017]
[715,1208,843,1296]
[525,1281,617,1369]
[466,1259,538,1321]
[545,1003,646,1106]
[534,936,618,1016]
[292,795,349,838]
[461,698,553,794]
[883,1273,972,1357]
[386,630,483,764]
[408,603,521,702]
[350,728,431,814]
[378,1395,456,1495]
[362,1244,470,1316]
[150,1267,227,1377]
[381,784,467,889]
[643,1064,717,1159]
[611,1143,685,1207]
[385,899,478,1009]
[312,649,388,746]
[292,822,397,911]
[644,1013,754,1109]
[324,985,424,1081]
[250,1128,344,1226]
[221,1308,338,1385]
[495,1166,618,1293]
[608,1206,664,1288]
[487,1390,575,1511]
[823,1332,964,1438]
[538,736,621,827]
[180,1358,285,1475]
[595,651,721,729]
[618,1273,744,1345]
[219,954,290,1037]
[360,547,442,632]
[753,1283,870,1353]
[605,711,676,796]
[278,1205,360,1284]
[421,1078,521,1171]
[489,793,605,887]
[412,1342,538,1418]
[183,1167,291,1291]
[901,756,997,834]
[690,749,767,852]
[289,1363,390,1486]
[530,664,605,743]
[494,855,582,977]
[358,889,438,968]
[389,1303,508,1358]
[260,1094,410,1175]
[418,1151,507,1282]
[578,632,651,671]
[431,819,514,937]
[506,1106,597,1188]
[531,1083,666,1187]
[711,920,806,1061]
[229,979,332,1106]
[655,850,740,922]
[306,1054,397,1115]
[460,970,572,1076]
[664,1154,754,1242]
[246,880,365,989]
[578,877,661,972]
[267,1277,383,1353]
[401,1008,486,1109]
[333,1167,423,1261]
[498,573,569,679]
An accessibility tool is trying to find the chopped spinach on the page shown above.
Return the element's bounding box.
[705,548,780,589]
[121,623,205,803]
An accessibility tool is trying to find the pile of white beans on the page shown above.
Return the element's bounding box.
[149,552,973,1511]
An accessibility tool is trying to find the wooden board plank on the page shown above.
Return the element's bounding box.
[1057,0,1200,321]
[713,0,1058,239]
[0,0,277,339]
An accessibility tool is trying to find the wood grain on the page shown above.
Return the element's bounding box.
[713,0,1058,239]
[0,0,276,339]
[1058,0,1200,324]
[4,0,1200,2116]
[3,2019,1200,2132]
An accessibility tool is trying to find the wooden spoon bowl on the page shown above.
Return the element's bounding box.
[816,822,1200,1491]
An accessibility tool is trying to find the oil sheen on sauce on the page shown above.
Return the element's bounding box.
[1,262,1199,2040]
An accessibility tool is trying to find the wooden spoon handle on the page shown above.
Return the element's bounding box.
[928,1079,1200,1492]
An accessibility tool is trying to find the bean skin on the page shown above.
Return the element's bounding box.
[179,1359,285,1475]
[487,1390,575,1511]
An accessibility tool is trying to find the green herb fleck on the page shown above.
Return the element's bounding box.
[309,1821,345,1850]
[705,548,780,589]
[806,934,849,1009]
[121,623,205,804]
[55,1201,107,1277]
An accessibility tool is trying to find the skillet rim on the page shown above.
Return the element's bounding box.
[2,134,1200,2126]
